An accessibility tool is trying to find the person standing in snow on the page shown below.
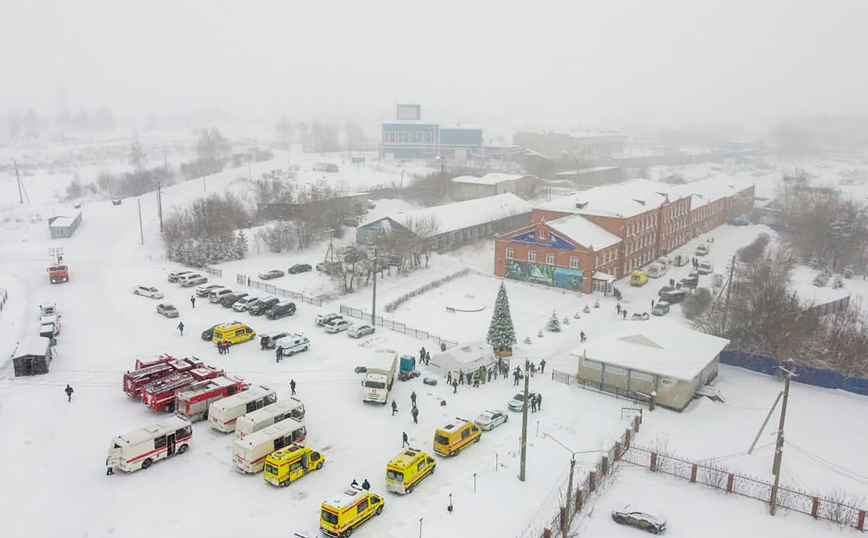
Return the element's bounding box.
[410,391,417,408]
[362,479,370,491]
[540,359,547,374]
[616,303,621,315]
[622,310,628,320]
[530,396,537,413]
[458,369,464,385]
[275,346,283,363]
[513,368,521,386]
[411,406,419,424]
[65,384,74,402]
[402,431,409,447]
[426,351,431,365]
[190,295,196,308]
[177,321,184,335]
[290,379,296,396]
[391,400,398,416]
[651,299,655,308]
[580,331,586,342]
[447,371,452,385]
[223,340,230,354]
[536,394,543,411]
[452,379,458,394]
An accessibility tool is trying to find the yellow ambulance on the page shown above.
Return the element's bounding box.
[212,322,256,345]
[320,485,384,537]
[433,418,481,457]
[263,444,324,487]
[385,448,436,494]
[630,269,648,287]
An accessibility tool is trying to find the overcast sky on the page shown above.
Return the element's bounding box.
[2,0,867,133]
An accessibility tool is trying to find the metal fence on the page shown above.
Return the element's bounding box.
[621,445,867,532]
[340,304,457,348]
[236,274,324,306]
[551,369,576,385]
[202,266,223,278]
[0,288,7,312]
[384,268,471,313]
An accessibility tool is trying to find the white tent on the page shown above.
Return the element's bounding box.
[429,342,496,377]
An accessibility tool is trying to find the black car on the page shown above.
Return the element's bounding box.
[201,324,218,340]
[660,289,689,304]
[288,263,312,274]
[611,506,666,534]
[679,275,699,290]
[249,297,280,316]
[220,292,248,308]
[265,301,297,320]
[658,285,676,297]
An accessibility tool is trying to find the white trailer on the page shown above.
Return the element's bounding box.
[232,418,307,473]
[234,397,305,440]
[105,416,192,473]
[361,349,398,404]
[208,386,276,432]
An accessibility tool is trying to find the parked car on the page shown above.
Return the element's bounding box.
[324,319,351,334]
[348,324,375,338]
[698,260,714,275]
[220,292,248,308]
[209,288,234,304]
[658,285,676,297]
[631,312,650,321]
[179,273,207,287]
[288,263,312,274]
[167,270,194,283]
[316,312,343,326]
[195,284,223,297]
[232,295,260,312]
[660,289,689,304]
[679,275,699,290]
[508,392,538,412]
[651,302,671,316]
[259,331,292,350]
[156,303,179,318]
[249,297,280,316]
[474,410,508,431]
[258,269,285,280]
[695,243,710,256]
[132,285,164,299]
[265,301,296,320]
[611,506,666,534]
[201,324,219,340]
[316,261,343,275]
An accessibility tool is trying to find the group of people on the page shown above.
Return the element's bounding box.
[275,346,285,362]
[615,303,629,320]
[350,478,371,491]
[511,359,547,385]
[529,393,543,413]
[418,347,431,366]
[391,391,419,423]
[217,340,231,354]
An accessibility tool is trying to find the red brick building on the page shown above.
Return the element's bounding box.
[494,177,755,292]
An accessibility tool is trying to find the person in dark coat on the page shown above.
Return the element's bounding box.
[622,310,628,320]
[513,369,521,386]
[351,479,359,488]
[276,346,283,363]
[426,351,431,365]
[440,342,446,352]
[177,321,184,335]
[65,384,74,402]
[466,372,472,385]
[458,369,464,385]
[410,391,417,408]
[616,303,621,314]
[447,371,452,385]
[452,379,458,394]
[402,431,409,447]
[362,479,370,491]
[487,369,492,382]
[223,340,230,354]
[411,406,419,424]
[190,295,196,308]
[530,396,537,413]
[261,337,268,351]
[290,379,297,396]
[651,299,655,308]
[540,359,547,373]
[580,331,586,342]
[391,400,398,416]
[536,394,543,411]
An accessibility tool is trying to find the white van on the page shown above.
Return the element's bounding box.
[277,334,311,357]
[646,262,667,278]
[106,416,192,473]
[179,273,207,287]
[208,386,277,432]
[232,418,307,473]
[234,398,306,440]
[695,243,710,256]
[698,260,714,275]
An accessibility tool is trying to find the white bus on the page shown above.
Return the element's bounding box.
[234,397,305,440]
[208,386,276,433]
[106,416,192,473]
[232,418,307,473]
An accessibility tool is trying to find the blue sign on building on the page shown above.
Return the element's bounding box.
[509,230,574,250]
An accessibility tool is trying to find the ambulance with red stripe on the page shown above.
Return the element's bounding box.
[232,417,306,473]
[207,386,276,433]
[105,416,192,473]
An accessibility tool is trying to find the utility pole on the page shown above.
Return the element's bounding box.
[722,255,736,332]
[137,198,144,245]
[14,161,23,204]
[563,457,576,537]
[519,358,530,482]
[371,246,378,326]
[156,181,163,233]
[769,362,793,516]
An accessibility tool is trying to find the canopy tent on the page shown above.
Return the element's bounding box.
[429,342,496,377]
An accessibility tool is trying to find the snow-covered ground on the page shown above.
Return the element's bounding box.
[2,147,868,538]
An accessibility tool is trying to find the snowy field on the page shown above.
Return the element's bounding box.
[3,146,868,538]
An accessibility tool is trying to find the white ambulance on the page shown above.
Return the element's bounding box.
[106,416,192,473]
[232,417,307,473]
[234,397,305,439]
[208,386,276,433]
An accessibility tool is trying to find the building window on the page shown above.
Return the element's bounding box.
[528,251,537,263]
[505,248,514,260]
[539,230,546,241]
[425,132,434,144]
[546,253,555,265]
[570,257,579,269]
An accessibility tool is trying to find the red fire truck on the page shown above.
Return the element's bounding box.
[122,355,202,399]
[175,376,247,422]
[141,365,224,412]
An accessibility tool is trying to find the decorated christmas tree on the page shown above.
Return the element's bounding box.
[486,282,517,352]
[547,310,561,332]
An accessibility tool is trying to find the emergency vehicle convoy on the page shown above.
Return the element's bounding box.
[433,418,482,457]
[234,397,305,439]
[141,364,224,412]
[208,386,277,433]
[106,416,192,473]
[321,485,385,537]
[175,376,246,421]
[385,448,436,494]
[263,444,324,486]
[232,417,307,473]
[123,355,198,399]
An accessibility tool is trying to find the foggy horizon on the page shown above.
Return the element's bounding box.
[3,0,868,134]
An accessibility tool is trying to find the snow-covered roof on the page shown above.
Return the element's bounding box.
[49,215,78,228]
[451,173,523,186]
[573,322,729,382]
[14,336,51,357]
[389,193,531,236]
[537,179,669,218]
[429,342,496,376]
[546,215,622,250]
[118,417,189,446]
[554,166,619,176]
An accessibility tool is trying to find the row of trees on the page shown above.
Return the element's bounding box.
[6,107,117,139]
[162,192,251,267]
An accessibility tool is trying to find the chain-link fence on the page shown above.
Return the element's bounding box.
[621,445,867,532]
[236,274,323,306]
[340,304,457,348]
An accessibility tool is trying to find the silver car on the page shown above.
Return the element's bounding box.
[156,303,179,318]
[132,285,163,299]
[474,409,508,431]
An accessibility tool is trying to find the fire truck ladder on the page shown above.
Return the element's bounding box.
[143,372,193,394]
[130,363,174,380]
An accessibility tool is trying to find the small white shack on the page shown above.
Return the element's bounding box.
[48,212,82,239]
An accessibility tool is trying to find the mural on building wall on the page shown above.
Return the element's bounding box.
[505,260,583,290]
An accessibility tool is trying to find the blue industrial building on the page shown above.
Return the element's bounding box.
[381,104,483,161]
